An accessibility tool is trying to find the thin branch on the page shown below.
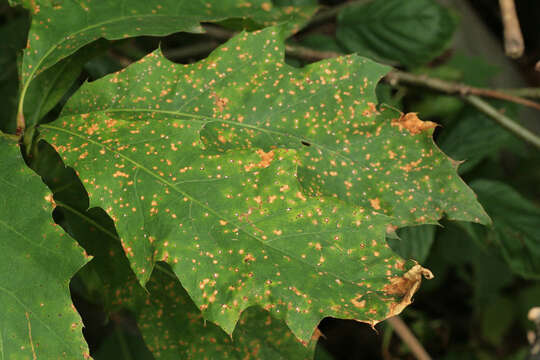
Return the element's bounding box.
[285,44,341,61]
[285,43,341,61]
[285,43,540,112]
[466,95,540,149]
[386,70,540,112]
[499,0,525,58]
[387,316,432,360]
[494,87,540,99]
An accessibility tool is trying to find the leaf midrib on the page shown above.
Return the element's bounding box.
[0,284,77,352]
[0,218,59,256]
[56,107,353,162]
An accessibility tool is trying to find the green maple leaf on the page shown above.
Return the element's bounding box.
[15,0,316,128]
[0,134,88,359]
[40,27,489,342]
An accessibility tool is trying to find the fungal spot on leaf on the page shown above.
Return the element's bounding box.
[391,112,437,135]
[211,92,229,112]
[351,296,366,308]
[361,101,378,117]
[399,159,423,172]
[369,198,381,210]
[244,149,275,171]
[243,254,256,263]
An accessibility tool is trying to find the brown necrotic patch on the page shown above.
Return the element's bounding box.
[391,112,437,135]
[383,264,433,318]
[243,149,275,171]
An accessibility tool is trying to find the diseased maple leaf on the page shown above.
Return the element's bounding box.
[40,27,489,342]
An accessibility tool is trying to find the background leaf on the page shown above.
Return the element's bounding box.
[41,27,488,342]
[336,0,456,67]
[437,104,522,174]
[480,297,515,347]
[387,225,436,263]
[468,179,540,279]
[0,134,88,359]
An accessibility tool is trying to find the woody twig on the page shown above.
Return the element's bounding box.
[499,0,525,58]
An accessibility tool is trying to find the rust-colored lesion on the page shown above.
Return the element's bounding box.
[369,198,381,210]
[351,297,366,309]
[338,263,433,331]
[362,102,379,117]
[391,112,437,135]
[244,149,275,172]
[211,92,229,112]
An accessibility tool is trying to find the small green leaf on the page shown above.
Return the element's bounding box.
[411,94,463,120]
[41,27,488,342]
[469,180,540,279]
[336,0,456,67]
[438,104,522,174]
[7,0,33,8]
[0,134,89,359]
